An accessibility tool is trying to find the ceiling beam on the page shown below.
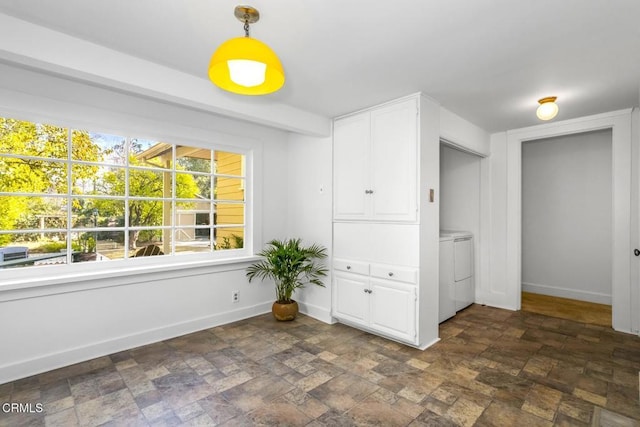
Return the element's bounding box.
[0,13,331,137]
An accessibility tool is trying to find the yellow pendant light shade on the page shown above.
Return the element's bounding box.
[209,36,284,95]
[208,6,285,96]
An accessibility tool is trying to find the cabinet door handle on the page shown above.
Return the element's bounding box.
[363,289,368,294]
[388,272,394,277]
[346,265,351,270]
[369,190,374,194]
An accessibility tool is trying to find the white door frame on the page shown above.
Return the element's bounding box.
[505,109,634,333]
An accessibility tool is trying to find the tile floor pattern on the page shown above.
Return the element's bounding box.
[1,304,640,426]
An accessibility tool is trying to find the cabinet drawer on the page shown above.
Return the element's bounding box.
[333,259,369,275]
[370,264,417,284]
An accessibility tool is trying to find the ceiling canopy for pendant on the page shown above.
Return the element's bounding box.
[208,5,285,96]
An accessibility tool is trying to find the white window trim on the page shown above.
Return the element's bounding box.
[0,255,262,303]
[0,114,260,291]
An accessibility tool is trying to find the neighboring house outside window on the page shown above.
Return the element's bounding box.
[0,116,248,269]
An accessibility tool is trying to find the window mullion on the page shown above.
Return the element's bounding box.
[171,144,176,256]
[66,128,73,265]
[124,137,130,258]
[214,150,216,252]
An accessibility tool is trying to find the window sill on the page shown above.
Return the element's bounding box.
[0,255,261,302]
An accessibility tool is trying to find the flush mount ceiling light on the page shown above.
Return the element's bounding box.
[208,5,285,95]
[536,96,559,121]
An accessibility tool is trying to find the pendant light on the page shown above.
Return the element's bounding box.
[536,96,559,121]
[208,5,285,95]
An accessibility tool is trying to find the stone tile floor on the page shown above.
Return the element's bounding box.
[1,304,639,426]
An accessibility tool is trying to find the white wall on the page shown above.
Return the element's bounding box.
[286,133,334,322]
[418,95,441,348]
[481,133,512,309]
[0,65,290,384]
[440,145,481,234]
[440,108,490,157]
[521,130,612,304]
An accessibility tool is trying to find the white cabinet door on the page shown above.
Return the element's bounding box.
[333,98,418,222]
[333,113,371,220]
[370,99,418,221]
[333,272,369,325]
[369,278,417,343]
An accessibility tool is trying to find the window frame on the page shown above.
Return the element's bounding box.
[0,115,256,286]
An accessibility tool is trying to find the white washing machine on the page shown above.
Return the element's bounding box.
[439,230,474,322]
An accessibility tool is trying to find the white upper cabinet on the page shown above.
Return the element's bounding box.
[369,99,418,220]
[334,98,418,222]
[333,113,370,219]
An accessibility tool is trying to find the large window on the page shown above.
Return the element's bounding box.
[0,117,248,269]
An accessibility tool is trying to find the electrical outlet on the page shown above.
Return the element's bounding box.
[232,290,239,303]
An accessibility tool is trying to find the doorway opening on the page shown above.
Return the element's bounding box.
[520,128,615,327]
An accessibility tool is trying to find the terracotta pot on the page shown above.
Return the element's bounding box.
[272,300,298,321]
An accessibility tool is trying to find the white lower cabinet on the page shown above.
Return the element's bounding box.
[333,272,369,324]
[332,259,418,345]
[369,279,417,343]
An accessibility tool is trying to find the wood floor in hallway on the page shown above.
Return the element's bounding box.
[521,292,612,328]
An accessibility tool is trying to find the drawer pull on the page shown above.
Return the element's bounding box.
[388,272,394,277]
[346,265,351,270]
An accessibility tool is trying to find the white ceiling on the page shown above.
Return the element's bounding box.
[1,0,639,132]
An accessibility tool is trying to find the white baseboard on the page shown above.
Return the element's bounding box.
[522,282,611,305]
[475,291,519,311]
[417,337,440,350]
[298,301,334,324]
[0,302,271,385]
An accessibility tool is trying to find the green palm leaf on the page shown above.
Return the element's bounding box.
[246,238,328,303]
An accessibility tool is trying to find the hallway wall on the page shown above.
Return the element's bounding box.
[521,129,612,303]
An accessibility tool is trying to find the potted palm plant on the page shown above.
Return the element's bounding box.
[246,238,328,321]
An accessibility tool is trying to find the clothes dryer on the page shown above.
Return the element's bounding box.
[440,230,474,316]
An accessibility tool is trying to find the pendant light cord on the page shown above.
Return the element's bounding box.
[244,14,250,37]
